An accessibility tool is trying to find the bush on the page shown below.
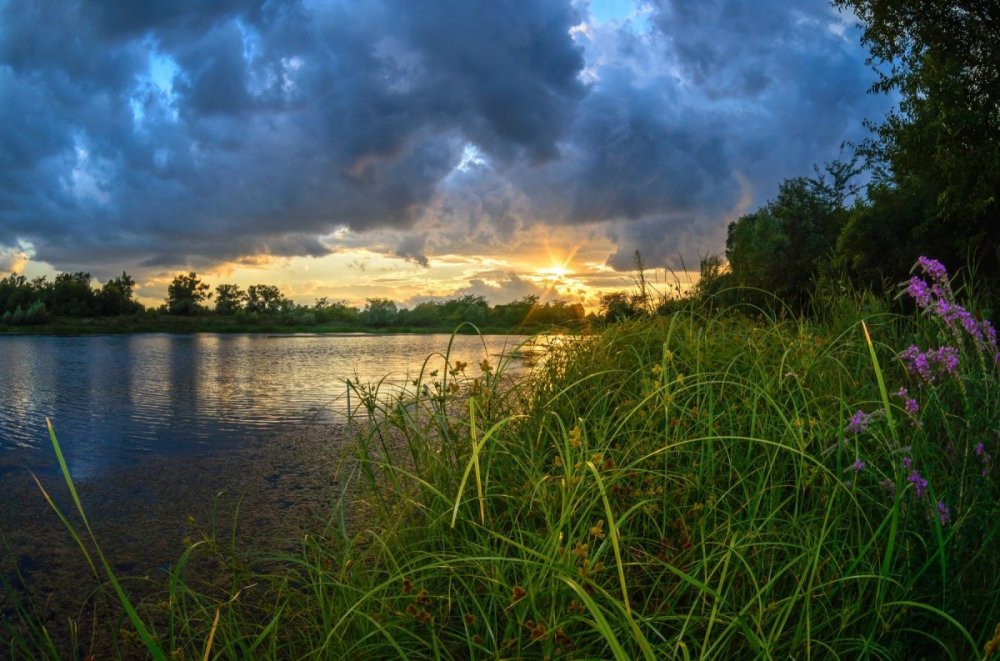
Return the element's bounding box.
[23,300,48,325]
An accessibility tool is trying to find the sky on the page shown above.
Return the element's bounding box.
[0,0,893,310]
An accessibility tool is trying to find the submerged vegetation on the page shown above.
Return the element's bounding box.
[3,258,998,658]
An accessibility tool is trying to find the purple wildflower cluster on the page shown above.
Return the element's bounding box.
[905,257,1000,365]
[846,410,872,434]
[895,387,920,416]
[907,467,929,498]
[898,344,960,383]
[900,455,951,525]
[916,256,948,282]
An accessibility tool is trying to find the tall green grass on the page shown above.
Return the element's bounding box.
[5,282,999,658]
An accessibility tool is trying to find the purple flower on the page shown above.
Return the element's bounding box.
[975,441,986,457]
[846,410,872,434]
[902,456,912,469]
[907,470,928,498]
[959,310,983,341]
[906,258,1000,361]
[852,458,865,472]
[906,277,933,308]
[900,345,934,382]
[933,346,959,374]
[917,256,949,284]
[937,501,951,526]
[899,344,961,382]
[894,387,920,417]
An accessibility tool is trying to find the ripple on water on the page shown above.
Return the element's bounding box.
[0,333,533,478]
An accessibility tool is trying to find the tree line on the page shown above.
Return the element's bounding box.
[163,271,585,329]
[703,0,999,312]
[0,269,586,330]
[0,271,140,326]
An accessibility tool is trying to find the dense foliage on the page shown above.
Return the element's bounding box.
[0,269,587,332]
[833,0,1000,290]
[0,271,142,326]
[711,2,1000,309]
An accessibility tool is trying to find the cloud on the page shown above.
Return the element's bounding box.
[0,0,585,275]
[0,0,891,280]
[453,271,547,306]
[0,245,29,273]
[603,214,724,271]
[394,233,429,267]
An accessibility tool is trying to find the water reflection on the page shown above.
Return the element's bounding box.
[0,333,531,478]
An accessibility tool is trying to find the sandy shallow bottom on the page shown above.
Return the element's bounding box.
[0,422,359,657]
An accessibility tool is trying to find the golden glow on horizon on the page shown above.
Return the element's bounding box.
[538,264,570,279]
[73,223,706,313]
[537,240,581,280]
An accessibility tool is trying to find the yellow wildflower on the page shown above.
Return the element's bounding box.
[568,425,582,448]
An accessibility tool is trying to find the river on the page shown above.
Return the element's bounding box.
[0,332,531,480]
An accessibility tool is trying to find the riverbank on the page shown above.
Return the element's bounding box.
[1,421,361,658]
[4,277,1000,658]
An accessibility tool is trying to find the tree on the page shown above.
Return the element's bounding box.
[314,299,360,324]
[97,271,141,315]
[599,292,643,323]
[214,284,247,315]
[726,164,855,306]
[408,301,444,327]
[245,284,291,314]
[490,295,539,328]
[0,273,32,315]
[691,254,732,301]
[833,0,1000,290]
[363,297,398,326]
[23,300,48,325]
[167,272,211,315]
[50,272,96,316]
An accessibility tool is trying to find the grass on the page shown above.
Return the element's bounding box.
[3,284,999,658]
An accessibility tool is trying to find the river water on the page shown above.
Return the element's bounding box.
[0,332,530,480]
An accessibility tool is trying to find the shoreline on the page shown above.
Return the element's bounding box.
[0,420,359,654]
[0,318,577,338]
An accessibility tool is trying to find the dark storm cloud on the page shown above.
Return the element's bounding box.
[0,0,890,277]
[562,0,891,269]
[603,213,726,271]
[433,0,890,271]
[0,0,585,275]
[515,67,739,225]
[394,233,429,267]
